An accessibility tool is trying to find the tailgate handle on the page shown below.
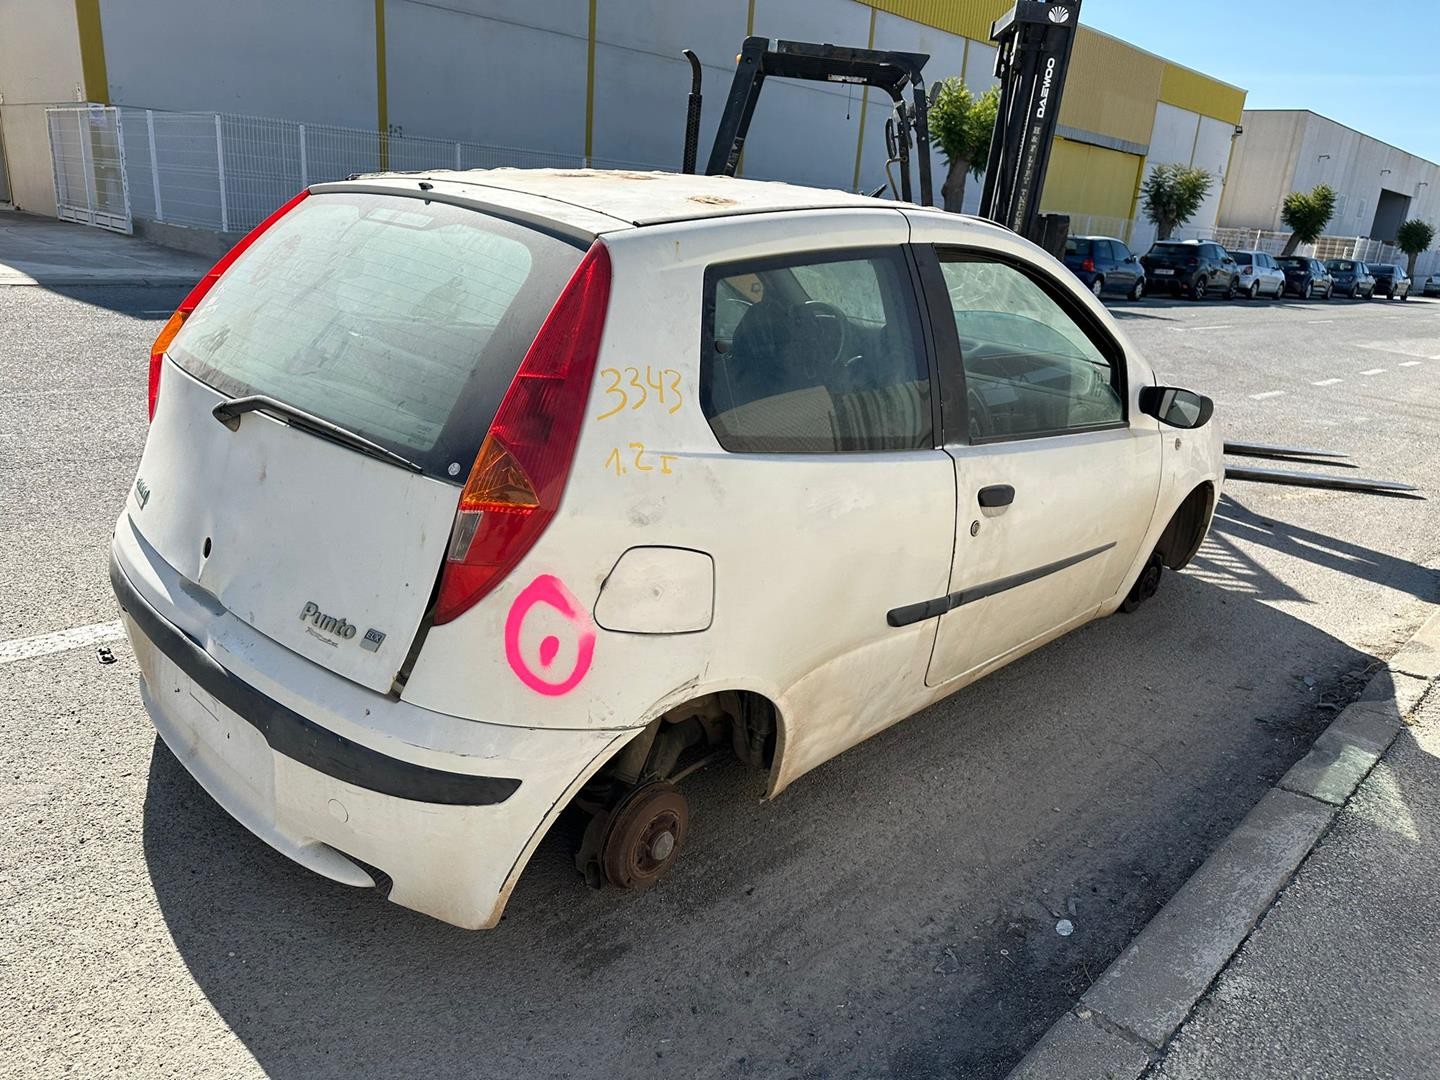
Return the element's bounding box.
[977,484,1015,508]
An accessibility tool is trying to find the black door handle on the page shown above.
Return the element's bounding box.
[978,484,1015,508]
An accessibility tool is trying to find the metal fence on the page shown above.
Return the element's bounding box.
[112,107,666,234]
[47,105,131,232]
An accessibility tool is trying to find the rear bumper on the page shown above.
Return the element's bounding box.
[110,521,630,928]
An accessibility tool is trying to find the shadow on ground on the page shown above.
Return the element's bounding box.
[141,501,1437,1080]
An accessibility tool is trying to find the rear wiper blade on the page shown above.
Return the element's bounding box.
[211,395,423,473]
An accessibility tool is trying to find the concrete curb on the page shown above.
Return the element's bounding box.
[1005,605,1440,1080]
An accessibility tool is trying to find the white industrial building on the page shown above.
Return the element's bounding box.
[1220,109,1440,245]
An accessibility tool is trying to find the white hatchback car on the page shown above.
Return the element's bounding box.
[1230,250,1286,299]
[112,170,1223,929]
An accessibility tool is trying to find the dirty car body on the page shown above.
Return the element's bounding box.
[111,169,1223,929]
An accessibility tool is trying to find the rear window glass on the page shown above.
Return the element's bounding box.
[1231,252,1252,265]
[1064,238,1093,256]
[1277,257,1307,269]
[1149,243,1192,256]
[1327,260,1356,272]
[1372,264,1395,274]
[168,191,585,480]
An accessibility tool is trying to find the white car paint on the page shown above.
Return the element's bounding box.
[1232,250,1286,298]
[112,170,1224,929]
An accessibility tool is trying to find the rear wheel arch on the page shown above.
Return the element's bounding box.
[1155,481,1215,570]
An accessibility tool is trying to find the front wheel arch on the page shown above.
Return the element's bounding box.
[1155,482,1215,571]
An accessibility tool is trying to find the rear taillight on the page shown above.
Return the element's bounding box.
[147,188,310,421]
[1081,258,1095,273]
[432,241,612,625]
[1186,257,1198,266]
[1242,266,1253,275]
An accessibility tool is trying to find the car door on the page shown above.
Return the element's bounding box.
[911,242,1163,686]
[1112,241,1138,289]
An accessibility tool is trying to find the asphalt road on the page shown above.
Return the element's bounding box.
[2,283,1437,1079]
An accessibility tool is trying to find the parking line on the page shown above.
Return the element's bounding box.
[1312,378,1343,386]
[1250,390,1285,400]
[1305,319,1336,324]
[1400,361,1423,367]
[0,621,125,665]
[1173,324,1234,332]
[1359,368,1386,376]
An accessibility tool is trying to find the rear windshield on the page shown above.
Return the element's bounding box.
[1231,252,1252,265]
[1277,257,1307,269]
[1148,243,1193,257]
[1064,238,1093,256]
[1371,264,1395,274]
[169,191,586,480]
[1327,260,1356,272]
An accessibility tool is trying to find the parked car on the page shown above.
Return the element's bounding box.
[1140,239,1239,300]
[1424,272,1440,298]
[1370,263,1411,300]
[1326,258,1376,298]
[111,172,1223,929]
[1062,235,1147,299]
[1230,250,1286,299]
[1275,255,1333,299]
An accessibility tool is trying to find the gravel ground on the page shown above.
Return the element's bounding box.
[1,283,1437,1079]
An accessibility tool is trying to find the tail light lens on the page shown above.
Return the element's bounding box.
[1081,258,1095,273]
[1186,257,1199,266]
[147,189,310,421]
[1242,265,1253,275]
[433,241,612,625]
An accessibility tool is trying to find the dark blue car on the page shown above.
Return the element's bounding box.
[1063,235,1146,300]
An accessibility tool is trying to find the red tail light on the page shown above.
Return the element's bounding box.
[432,241,612,625]
[1081,258,1095,273]
[1186,257,1199,266]
[147,189,311,421]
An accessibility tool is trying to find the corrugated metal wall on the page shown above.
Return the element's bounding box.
[1060,28,1163,148]
[861,0,1010,43]
[1041,137,1142,221]
[1160,62,1245,125]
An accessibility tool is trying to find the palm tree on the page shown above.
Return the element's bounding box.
[928,78,1000,213]
[1141,164,1214,240]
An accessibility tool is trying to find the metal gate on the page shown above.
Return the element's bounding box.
[46,105,132,233]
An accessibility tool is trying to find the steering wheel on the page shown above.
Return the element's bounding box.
[967,386,993,440]
[795,300,853,372]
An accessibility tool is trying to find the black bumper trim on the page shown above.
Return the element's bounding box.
[110,555,521,807]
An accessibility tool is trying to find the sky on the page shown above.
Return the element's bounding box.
[1080,0,1440,163]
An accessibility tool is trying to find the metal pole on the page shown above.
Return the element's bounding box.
[299,124,308,188]
[146,109,163,221]
[455,141,461,170]
[215,113,228,232]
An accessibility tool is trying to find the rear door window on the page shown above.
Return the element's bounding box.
[700,249,932,453]
[168,191,586,480]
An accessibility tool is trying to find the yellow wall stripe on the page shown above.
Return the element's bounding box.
[74,0,109,104]
[584,0,598,164]
[1160,62,1245,126]
[862,0,1010,43]
[375,0,389,170]
[851,6,877,192]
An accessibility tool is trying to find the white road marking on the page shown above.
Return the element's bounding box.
[1312,378,1343,386]
[1250,390,1285,400]
[1173,324,1234,332]
[1359,368,1386,376]
[1305,318,1336,324]
[1358,341,1440,360]
[0,621,125,665]
[1400,360,1423,367]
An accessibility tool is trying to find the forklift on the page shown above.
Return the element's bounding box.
[680,1,1085,254]
[675,0,1420,499]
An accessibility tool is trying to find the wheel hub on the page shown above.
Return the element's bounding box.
[599,781,689,891]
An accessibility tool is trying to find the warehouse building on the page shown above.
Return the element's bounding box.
[0,0,1244,250]
[1219,109,1440,244]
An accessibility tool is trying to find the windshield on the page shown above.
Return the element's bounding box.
[169,191,586,480]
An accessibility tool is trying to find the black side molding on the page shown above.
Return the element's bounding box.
[887,542,1117,628]
[110,556,521,807]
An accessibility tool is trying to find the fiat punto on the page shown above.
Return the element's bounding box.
[111,169,1222,929]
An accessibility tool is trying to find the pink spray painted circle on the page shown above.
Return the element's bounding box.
[504,575,596,696]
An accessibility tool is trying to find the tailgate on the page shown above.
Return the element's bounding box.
[132,189,587,693]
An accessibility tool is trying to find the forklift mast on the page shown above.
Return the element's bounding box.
[977,0,1082,244]
[688,36,934,206]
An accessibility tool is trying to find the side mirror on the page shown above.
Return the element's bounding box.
[1139,386,1214,430]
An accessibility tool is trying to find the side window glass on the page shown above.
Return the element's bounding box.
[937,255,1124,441]
[1115,242,1132,261]
[701,250,931,453]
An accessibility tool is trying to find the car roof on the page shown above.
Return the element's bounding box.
[1070,235,1122,241]
[351,167,912,228]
